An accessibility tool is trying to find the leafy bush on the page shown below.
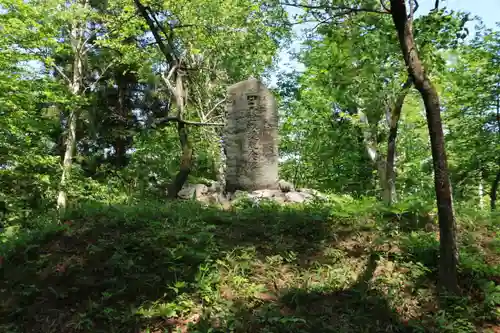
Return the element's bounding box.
[400,231,440,269]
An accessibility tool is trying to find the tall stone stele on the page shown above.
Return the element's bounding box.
[224,77,279,192]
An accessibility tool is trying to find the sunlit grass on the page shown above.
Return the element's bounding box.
[0,198,499,332]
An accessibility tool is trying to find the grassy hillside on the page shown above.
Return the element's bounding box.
[1,198,499,333]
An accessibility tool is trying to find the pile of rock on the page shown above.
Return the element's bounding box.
[177,181,220,204]
[177,180,327,207]
[228,187,327,205]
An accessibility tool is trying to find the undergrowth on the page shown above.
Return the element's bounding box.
[0,197,499,333]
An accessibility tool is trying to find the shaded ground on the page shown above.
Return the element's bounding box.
[0,199,499,332]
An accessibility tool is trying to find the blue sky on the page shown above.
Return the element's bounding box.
[431,0,500,28]
[269,0,500,86]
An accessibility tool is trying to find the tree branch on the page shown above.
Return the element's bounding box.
[174,67,184,119]
[161,66,178,95]
[83,61,116,93]
[280,2,390,15]
[309,18,333,31]
[53,64,71,85]
[134,0,176,64]
[204,98,227,119]
[408,0,418,19]
[148,6,179,54]
[155,116,224,127]
[433,0,439,11]
[390,76,413,126]
[380,0,391,13]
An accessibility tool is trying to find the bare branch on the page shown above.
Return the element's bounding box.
[408,0,415,20]
[280,2,390,15]
[83,61,116,93]
[309,18,332,31]
[146,5,180,62]
[288,19,332,25]
[204,98,227,119]
[433,0,439,11]
[161,69,177,95]
[155,116,225,127]
[175,70,184,118]
[409,0,419,18]
[380,0,391,12]
[391,75,413,123]
[53,64,71,85]
[134,0,176,63]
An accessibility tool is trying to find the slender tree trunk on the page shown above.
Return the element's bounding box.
[492,169,500,211]
[479,171,484,209]
[57,109,78,212]
[390,0,459,294]
[167,69,194,199]
[358,109,390,201]
[492,96,500,211]
[57,5,87,213]
[114,78,128,168]
[57,108,66,162]
[386,77,412,205]
[167,122,193,198]
[377,159,391,203]
[216,134,227,192]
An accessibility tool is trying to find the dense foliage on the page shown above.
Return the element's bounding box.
[0,0,499,332]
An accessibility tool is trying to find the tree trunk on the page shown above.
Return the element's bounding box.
[216,134,227,192]
[492,169,500,211]
[479,171,484,209]
[492,96,500,211]
[57,5,87,213]
[358,109,390,201]
[114,78,128,168]
[167,122,193,198]
[377,159,391,203]
[57,109,78,212]
[166,69,193,199]
[386,77,412,205]
[390,0,459,294]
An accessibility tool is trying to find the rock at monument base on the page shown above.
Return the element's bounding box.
[278,179,295,193]
[198,192,220,205]
[208,181,221,193]
[174,179,328,208]
[284,192,306,203]
[298,188,328,201]
[251,189,282,198]
[177,183,209,200]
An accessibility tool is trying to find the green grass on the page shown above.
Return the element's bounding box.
[0,198,499,333]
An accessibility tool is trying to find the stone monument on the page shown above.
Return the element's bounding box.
[224,78,279,192]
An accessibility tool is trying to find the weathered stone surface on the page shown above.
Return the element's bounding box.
[298,188,328,201]
[285,192,306,203]
[224,78,279,192]
[178,184,209,199]
[251,189,282,198]
[198,192,220,205]
[206,180,221,193]
[179,182,327,207]
[278,179,295,193]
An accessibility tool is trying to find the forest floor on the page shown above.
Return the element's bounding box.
[0,198,499,333]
